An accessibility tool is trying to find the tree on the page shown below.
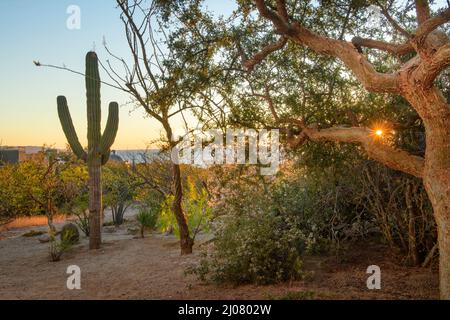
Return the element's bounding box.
[103,0,219,254]
[235,0,449,298]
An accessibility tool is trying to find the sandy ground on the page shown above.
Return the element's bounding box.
[0,210,439,300]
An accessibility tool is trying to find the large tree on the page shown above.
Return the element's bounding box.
[233,0,449,298]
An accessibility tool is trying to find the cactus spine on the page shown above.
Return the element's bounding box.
[57,51,119,249]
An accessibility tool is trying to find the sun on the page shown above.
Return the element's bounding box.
[370,122,392,140]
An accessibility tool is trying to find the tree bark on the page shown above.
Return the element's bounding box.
[163,120,193,255]
[402,71,450,298]
[422,121,450,299]
[88,162,102,250]
[172,162,194,254]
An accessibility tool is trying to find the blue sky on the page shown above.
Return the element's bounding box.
[0,0,236,149]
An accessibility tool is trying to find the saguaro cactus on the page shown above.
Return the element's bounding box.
[57,51,119,249]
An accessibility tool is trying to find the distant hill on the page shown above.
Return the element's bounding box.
[114,149,161,162]
[1,146,162,163]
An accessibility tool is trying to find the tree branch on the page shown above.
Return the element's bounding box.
[243,37,287,71]
[376,2,411,38]
[301,126,425,178]
[413,7,450,46]
[415,0,431,25]
[253,0,400,93]
[413,43,450,88]
[351,37,414,56]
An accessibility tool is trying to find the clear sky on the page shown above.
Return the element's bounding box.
[0,0,236,150]
[0,1,447,150]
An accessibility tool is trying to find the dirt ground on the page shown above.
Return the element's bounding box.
[0,212,439,300]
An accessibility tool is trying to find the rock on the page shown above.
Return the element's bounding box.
[127,227,139,235]
[103,226,116,233]
[22,230,46,237]
[38,234,51,243]
[60,223,80,244]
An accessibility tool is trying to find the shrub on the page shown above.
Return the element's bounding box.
[60,223,80,245]
[136,208,158,238]
[65,193,90,236]
[73,209,90,237]
[103,162,136,226]
[190,210,306,285]
[49,231,74,262]
[158,177,211,239]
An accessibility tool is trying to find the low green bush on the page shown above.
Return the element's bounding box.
[136,208,158,238]
[190,211,306,285]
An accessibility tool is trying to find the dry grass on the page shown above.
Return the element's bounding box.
[0,215,68,232]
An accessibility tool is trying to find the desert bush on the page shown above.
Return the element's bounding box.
[73,208,90,237]
[190,210,306,285]
[60,223,80,245]
[158,177,211,239]
[103,162,136,226]
[63,192,90,236]
[356,161,435,265]
[0,150,88,226]
[49,231,74,262]
[136,207,158,238]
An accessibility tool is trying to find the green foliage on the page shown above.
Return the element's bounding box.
[136,207,159,238]
[49,231,74,262]
[157,194,177,234]
[103,162,136,225]
[60,223,80,245]
[190,210,306,285]
[0,162,39,218]
[157,177,211,238]
[68,193,90,237]
[0,150,88,221]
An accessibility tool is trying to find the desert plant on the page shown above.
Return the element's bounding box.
[57,51,119,249]
[136,208,158,238]
[157,178,211,240]
[103,163,136,226]
[73,208,90,237]
[49,230,74,262]
[60,223,80,245]
[190,211,306,285]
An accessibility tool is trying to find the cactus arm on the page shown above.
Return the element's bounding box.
[57,96,87,160]
[100,102,119,154]
[101,150,111,165]
[85,52,101,148]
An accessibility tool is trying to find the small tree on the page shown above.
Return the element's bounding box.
[103,162,136,226]
[103,0,218,253]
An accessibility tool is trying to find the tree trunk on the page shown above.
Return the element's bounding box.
[403,83,450,299]
[425,177,450,299]
[163,119,193,255]
[424,132,450,300]
[172,163,193,254]
[88,162,102,249]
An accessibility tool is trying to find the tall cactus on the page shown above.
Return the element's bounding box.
[57,51,119,249]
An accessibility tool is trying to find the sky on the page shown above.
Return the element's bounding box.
[0,1,447,150]
[0,0,236,150]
